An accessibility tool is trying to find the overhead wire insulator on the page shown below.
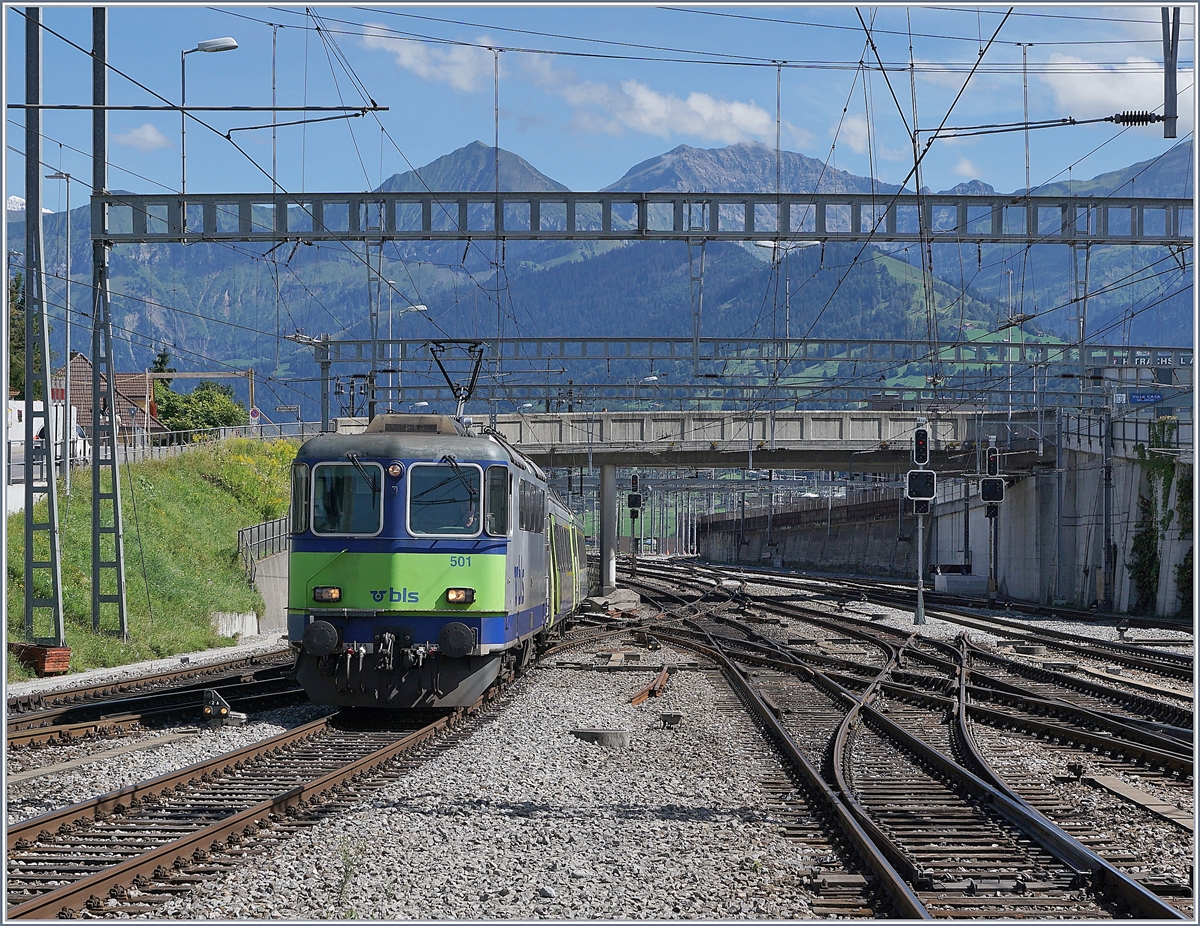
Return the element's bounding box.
[1107,111,1163,126]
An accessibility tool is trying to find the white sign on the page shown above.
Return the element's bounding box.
[1113,393,1127,404]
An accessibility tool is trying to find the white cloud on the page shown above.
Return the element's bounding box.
[954,157,978,178]
[839,113,870,154]
[1043,53,1158,116]
[114,123,171,152]
[557,78,774,144]
[362,24,494,93]
[1041,53,1193,134]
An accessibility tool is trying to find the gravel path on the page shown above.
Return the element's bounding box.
[152,642,823,920]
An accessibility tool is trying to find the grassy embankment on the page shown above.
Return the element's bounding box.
[7,438,296,682]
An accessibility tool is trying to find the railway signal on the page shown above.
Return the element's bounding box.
[912,426,930,466]
[906,470,936,500]
[986,444,1000,477]
[980,477,1005,503]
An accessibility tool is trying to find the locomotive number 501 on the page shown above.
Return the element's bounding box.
[449,555,472,567]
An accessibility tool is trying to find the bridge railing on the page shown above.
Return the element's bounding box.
[237,515,291,585]
[702,487,907,534]
[1060,412,1193,459]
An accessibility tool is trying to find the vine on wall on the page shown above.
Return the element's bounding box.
[1128,418,1180,615]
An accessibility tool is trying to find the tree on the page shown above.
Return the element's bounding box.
[151,347,176,389]
[154,379,248,431]
[9,272,27,398]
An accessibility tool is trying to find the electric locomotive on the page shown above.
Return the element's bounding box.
[287,413,586,708]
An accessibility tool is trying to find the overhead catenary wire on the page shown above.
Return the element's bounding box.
[13,8,1190,420]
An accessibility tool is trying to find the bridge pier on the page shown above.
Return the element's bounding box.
[600,464,617,594]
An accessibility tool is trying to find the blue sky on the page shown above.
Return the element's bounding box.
[5,4,1195,207]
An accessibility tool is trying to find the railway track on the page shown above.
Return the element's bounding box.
[6,647,294,714]
[8,568,1190,919]
[5,619,658,919]
[624,561,1191,919]
[715,562,1194,681]
[7,663,306,749]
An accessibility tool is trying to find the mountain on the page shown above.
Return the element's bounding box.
[377,140,570,194]
[604,141,904,195]
[938,180,995,196]
[6,140,1190,420]
[1029,140,1192,198]
[7,195,51,214]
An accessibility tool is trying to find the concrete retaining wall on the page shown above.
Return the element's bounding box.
[700,450,1192,615]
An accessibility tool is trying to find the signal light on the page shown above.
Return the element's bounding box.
[914,499,930,514]
[906,470,936,500]
[980,477,1005,503]
[628,492,642,510]
[631,474,639,492]
[985,503,999,519]
[630,509,639,520]
[986,446,1000,477]
[913,427,930,466]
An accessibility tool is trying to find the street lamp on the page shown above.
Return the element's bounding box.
[383,284,427,409]
[181,36,238,194]
[753,240,820,343]
[45,169,72,492]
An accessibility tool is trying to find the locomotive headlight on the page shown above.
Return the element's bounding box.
[313,586,342,603]
[446,587,476,604]
[387,462,404,479]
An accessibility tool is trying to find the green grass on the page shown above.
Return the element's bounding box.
[7,437,297,682]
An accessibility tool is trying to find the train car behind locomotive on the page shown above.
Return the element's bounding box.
[287,413,586,708]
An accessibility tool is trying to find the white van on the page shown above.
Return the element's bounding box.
[7,400,91,465]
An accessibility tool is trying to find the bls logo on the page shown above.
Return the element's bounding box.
[370,587,420,604]
[513,565,525,606]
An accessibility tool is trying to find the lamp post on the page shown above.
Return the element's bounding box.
[754,239,818,449]
[45,169,71,492]
[384,288,427,409]
[181,36,238,194]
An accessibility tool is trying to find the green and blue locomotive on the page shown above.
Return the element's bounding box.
[287,414,587,708]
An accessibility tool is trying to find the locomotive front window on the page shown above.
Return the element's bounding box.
[290,463,310,534]
[408,463,482,536]
[311,462,384,535]
[485,466,509,536]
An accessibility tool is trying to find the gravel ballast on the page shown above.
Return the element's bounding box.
[153,647,823,920]
[6,572,1194,919]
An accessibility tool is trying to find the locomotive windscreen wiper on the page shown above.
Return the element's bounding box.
[438,454,478,500]
[345,452,379,495]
